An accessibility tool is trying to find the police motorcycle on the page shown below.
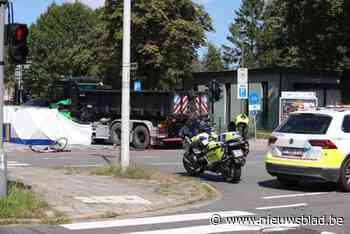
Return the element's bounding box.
[180,116,249,183]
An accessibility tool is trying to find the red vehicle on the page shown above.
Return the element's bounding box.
[157,94,209,146]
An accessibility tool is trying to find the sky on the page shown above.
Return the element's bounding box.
[10,0,241,52]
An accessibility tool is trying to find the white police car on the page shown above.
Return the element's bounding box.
[265,107,350,191]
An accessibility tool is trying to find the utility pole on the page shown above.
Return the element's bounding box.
[15,65,22,104]
[240,45,247,115]
[0,1,7,197]
[120,0,131,171]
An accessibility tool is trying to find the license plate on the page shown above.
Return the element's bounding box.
[233,149,243,157]
[229,142,238,146]
[281,147,304,157]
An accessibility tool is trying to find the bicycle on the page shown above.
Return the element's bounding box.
[29,137,68,153]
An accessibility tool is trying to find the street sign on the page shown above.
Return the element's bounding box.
[237,68,248,84]
[237,68,248,99]
[250,110,258,117]
[238,84,248,99]
[134,79,141,92]
[131,62,138,71]
[249,91,261,111]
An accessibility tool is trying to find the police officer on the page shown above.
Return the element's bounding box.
[228,114,250,139]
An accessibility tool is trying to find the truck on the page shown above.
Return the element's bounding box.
[34,77,209,149]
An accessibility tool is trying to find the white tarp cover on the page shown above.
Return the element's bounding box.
[4,106,92,145]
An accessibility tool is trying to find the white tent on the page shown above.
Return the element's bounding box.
[4,106,92,145]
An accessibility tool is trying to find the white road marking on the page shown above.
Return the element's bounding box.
[119,223,299,234]
[133,156,162,159]
[148,162,181,166]
[60,210,255,230]
[262,226,299,232]
[321,232,337,234]
[262,192,328,200]
[8,161,30,168]
[74,196,151,205]
[65,164,103,168]
[256,203,307,210]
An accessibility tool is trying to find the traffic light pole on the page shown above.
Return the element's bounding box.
[120,0,131,171]
[0,1,7,197]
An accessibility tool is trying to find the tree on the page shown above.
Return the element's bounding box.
[202,42,224,72]
[258,0,349,70]
[282,0,345,70]
[26,2,98,96]
[223,0,264,69]
[91,0,213,89]
[257,0,300,68]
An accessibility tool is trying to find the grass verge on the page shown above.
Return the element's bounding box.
[91,164,153,180]
[0,181,70,225]
[0,181,48,220]
[200,183,218,200]
[40,210,71,225]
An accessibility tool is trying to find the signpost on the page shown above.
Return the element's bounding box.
[249,91,261,140]
[237,68,248,100]
[120,0,131,172]
[237,68,248,119]
[0,1,6,197]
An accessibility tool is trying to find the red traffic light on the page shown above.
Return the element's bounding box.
[14,25,28,42]
[7,23,30,64]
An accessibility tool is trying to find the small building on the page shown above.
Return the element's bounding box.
[192,68,348,130]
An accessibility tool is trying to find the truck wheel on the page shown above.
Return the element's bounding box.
[132,125,150,149]
[339,158,350,192]
[110,123,121,145]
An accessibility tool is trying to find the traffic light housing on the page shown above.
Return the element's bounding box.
[8,23,29,64]
[212,80,223,102]
[206,80,223,102]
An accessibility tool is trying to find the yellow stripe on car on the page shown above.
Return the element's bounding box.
[265,149,346,169]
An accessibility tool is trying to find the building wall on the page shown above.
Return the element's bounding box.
[192,69,343,131]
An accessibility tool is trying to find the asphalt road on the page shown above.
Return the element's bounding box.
[2,143,350,234]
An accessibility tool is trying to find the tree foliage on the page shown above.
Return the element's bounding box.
[227,0,349,71]
[282,0,345,70]
[223,0,264,69]
[25,2,97,95]
[90,0,213,89]
[225,0,350,71]
[202,42,224,72]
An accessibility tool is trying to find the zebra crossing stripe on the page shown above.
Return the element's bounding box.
[60,210,255,230]
[120,223,263,234]
[120,223,300,234]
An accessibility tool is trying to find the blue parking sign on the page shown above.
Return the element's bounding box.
[134,80,141,92]
[238,84,248,99]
